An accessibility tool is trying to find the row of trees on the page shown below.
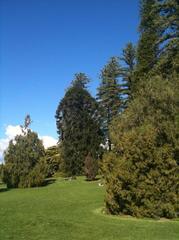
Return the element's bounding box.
[102,0,179,219]
[55,46,137,179]
[55,0,179,219]
[1,0,178,219]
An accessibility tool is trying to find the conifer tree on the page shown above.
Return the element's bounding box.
[97,57,122,150]
[154,0,179,75]
[103,75,179,218]
[3,117,46,188]
[71,72,90,88]
[102,0,179,219]
[56,73,102,176]
[136,0,159,76]
[120,42,136,103]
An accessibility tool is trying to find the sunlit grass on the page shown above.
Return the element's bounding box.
[0,177,178,240]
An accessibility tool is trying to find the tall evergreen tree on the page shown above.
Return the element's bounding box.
[154,0,179,75]
[71,72,90,88]
[102,0,179,219]
[136,0,160,76]
[97,57,122,150]
[55,73,102,176]
[120,42,136,103]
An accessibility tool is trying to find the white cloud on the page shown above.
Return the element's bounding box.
[5,125,23,139]
[40,136,57,149]
[0,125,57,163]
[0,125,24,163]
[0,138,9,161]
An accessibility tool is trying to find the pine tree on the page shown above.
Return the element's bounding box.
[55,73,102,176]
[154,0,179,75]
[136,0,160,76]
[156,0,179,50]
[120,42,136,103]
[71,72,90,88]
[97,57,122,150]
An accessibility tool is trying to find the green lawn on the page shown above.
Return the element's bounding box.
[0,177,178,240]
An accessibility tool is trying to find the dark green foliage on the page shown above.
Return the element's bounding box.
[3,130,45,188]
[102,0,179,219]
[26,158,47,187]
[84,153,98,181]
[154,0,179,75]
[0,164,3,183]
[56,73,102,176]
[71,72,90,88]
[45,145,62,177]
[0,164,3,175]
[120,42,136,102]
[136,0,179,77]
[97,57,122,149]
[156,0,179,51]
[136,0,160,76]
[103,76,179,218]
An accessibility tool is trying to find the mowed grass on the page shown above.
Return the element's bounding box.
[0,177,179,240]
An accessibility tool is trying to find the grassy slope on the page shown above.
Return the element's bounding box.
[0,177,179,240]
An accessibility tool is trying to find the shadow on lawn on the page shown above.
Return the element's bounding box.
[85,177,101,182]
[0,186,9,193]
[0,179,56,191]
[43,178,56,186]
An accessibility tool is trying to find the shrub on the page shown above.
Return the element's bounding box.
[25,159,47,187]
[102,76,179,218]
[44,145,62,177]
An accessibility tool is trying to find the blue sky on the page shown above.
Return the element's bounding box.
[1,0,139,141]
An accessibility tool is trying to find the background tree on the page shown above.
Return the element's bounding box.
[120,42,136,104]
[136,0,160,76]
[71,72,90,88]
[44,145,62,177]
[84,152,98,181]
[20,114,32,134]
[3,116,46,188]
[56,73,103,176]
[97,57,122,150]
[153,0,179,75]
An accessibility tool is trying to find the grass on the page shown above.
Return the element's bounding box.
[0,177,179,240]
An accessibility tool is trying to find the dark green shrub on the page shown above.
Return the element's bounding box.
[25,159,47,187]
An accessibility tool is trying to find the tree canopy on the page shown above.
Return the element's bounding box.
[56,73,103,176]
[3,129,46,188]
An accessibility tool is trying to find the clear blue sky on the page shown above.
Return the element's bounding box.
[1,0,139,139]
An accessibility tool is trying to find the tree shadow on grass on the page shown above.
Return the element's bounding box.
[85,177,101,182]
[0,186,9,193]
[42,178,56,187]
